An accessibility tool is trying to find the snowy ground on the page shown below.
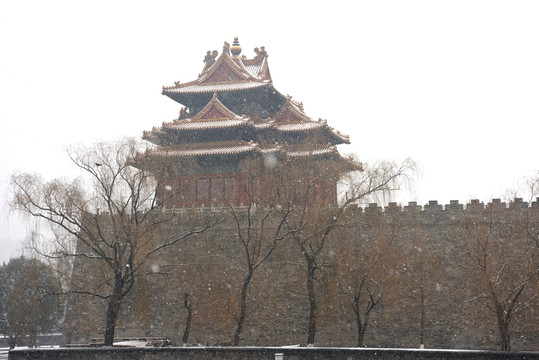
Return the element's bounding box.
[0,345,60,359]
[0,346,28,360]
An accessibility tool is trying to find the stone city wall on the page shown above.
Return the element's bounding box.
[62,199,539,350]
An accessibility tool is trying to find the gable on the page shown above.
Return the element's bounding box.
[203,62,243,83]
[197,105,230,120]
[274,107,304,123]
[191,94,239,121]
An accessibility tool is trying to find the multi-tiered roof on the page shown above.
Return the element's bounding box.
[140,37,358,206]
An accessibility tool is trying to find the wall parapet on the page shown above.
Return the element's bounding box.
[348,197,539,214]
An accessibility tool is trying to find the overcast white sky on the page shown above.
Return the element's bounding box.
[1,1,538,262]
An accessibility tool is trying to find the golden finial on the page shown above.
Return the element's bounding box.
[230,36,242,57]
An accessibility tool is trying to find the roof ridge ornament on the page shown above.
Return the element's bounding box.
[223,41,230,54]
[230,36,242,58]
[178,107,189,120]
[202,50,218,72]
[254,46,268,59]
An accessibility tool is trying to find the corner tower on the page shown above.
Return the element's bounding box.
[140,37,359,207]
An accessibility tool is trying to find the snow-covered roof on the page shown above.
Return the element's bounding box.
[243,56,266,79]
[286,147,336,157]
[275,122,325,131]
[146,38,352,166]
[145,91,350,145]
[165,119,248,131]
[163,81,270,94]
[147,142,339,159]
[149,142,258,157]
[162,44,271,96]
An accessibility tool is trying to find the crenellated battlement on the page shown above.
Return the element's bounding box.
[347,197,539,215]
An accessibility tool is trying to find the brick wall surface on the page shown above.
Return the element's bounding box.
[62,200,539,350]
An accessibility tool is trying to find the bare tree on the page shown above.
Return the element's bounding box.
[338,209,405,347]
[10,138,220,346]
[503,172,539,249]
[289,158,416,345]
[225,159,302,345]
[398,225,442,348]
[452,202,539,351]
[520,173,539,249]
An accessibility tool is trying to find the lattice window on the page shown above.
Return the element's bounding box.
[183,178,195,203]
[328,182,337,204]
[307,183,316,203]
[156,183,164,205]
[319,181,337,205]
[211,177,223,201]
[224,177,237,201]
[197,178,210,202]
[253,177,261,199]
[288,180,301,205]
[174,178,182,207]
[161,182,174,207]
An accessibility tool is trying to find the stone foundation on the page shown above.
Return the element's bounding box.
[9,347,539,360]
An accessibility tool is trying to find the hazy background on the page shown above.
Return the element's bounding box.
[1,0,538,262]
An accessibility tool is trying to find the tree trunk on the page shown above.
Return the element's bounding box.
[104,278,123,346]
[14,330,20,348]
[501,330,511,352]
[353,296,364,347]
[182,293,192,345]
[104,299,119,346]
[356,318,365,347]
[233,270,253,346]
[306,258,317,345]
[420,283,425,347]
[354,298,371,347]
[28,330,36,348]
[496,310,511,351]
[9,334,16,349]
